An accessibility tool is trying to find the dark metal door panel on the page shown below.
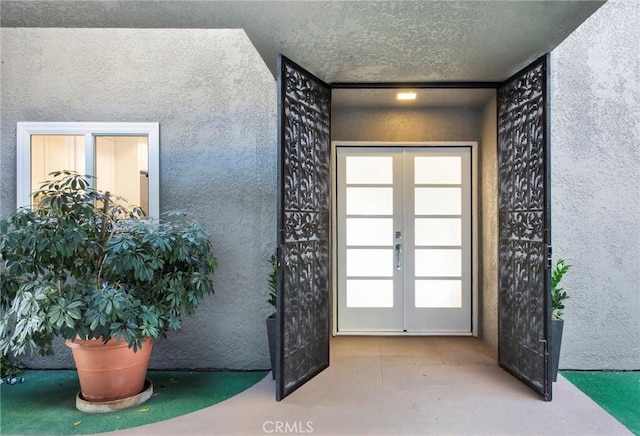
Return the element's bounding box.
[497,54,552,400]
[276,55,331,401]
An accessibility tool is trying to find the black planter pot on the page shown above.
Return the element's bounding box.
[550,318,564,382]
[266,314,276,379]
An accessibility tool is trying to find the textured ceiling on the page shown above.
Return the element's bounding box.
[0,0,605,83]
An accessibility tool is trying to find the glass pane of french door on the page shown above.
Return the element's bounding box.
[404,148,471,332]
[337,148,404,331]
[337,146,471,334]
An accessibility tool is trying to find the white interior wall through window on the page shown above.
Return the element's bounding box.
[16,122,159,218]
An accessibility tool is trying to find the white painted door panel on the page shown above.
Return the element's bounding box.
[403,148,471,332]
[337,148,403,331]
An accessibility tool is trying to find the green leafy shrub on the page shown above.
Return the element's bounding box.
[0,171,217,356]
[1,352,24,379]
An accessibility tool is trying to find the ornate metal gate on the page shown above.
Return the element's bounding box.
[497,54,552,400]
[276,55,331,401]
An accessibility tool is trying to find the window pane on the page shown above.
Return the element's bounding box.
[347,249,393,277]
[415,187,461,215]
[18,123,159,217]
[347,280,394,308]
[95,136,149,216]
[414,156,461,184]
[346,218,393,246]
[346,156,393,184]
[415,249,461,277]
[415,280,462,308]
[346,187,393,215]
[415,218,462,246]
[30,135,85,203]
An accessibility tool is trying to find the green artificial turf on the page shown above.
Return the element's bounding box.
[0,369,267,435]
[562,371,640,435]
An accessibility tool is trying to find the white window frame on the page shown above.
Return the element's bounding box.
[17,122,160,218]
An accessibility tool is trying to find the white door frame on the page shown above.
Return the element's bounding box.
[331,141,479,336]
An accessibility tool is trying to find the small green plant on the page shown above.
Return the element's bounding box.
[551,258,571,319]
[267,254,277,310]
[1,353,24,379]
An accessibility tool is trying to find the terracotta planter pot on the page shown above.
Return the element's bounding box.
[65,337,153,402]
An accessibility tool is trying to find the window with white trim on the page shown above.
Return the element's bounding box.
[17,122,159,218]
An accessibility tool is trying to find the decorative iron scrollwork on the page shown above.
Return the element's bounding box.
[279,58,330,397]
[498,58,549,398]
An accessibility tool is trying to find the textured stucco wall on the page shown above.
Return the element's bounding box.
[332,107,482,143]
[1,28,277,369]
[480,94,498,356]
[551,0,640,369]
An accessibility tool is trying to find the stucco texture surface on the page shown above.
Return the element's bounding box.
[0,1,605,83]
[551,0,640,369]
[0,29,277,369]
[480,94,498,357]
[332,107,482,143]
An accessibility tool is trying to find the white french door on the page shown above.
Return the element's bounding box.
[336,146,472,334]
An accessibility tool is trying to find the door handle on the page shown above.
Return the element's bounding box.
[395,243,402,270]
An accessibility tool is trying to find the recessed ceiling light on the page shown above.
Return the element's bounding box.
[397,91,417,101]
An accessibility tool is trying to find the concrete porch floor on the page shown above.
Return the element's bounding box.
[109,337,630,435]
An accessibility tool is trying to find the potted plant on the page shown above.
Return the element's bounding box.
[265,254,277,379]
[550,258,570,382]
[0,171,217,406]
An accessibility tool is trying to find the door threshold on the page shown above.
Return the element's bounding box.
[334,331,474,337]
